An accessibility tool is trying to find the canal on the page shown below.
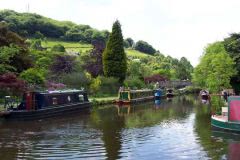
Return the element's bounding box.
[0,95,239,159]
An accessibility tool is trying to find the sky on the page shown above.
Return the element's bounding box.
[1,0,240,66]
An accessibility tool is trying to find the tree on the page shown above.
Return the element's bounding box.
[127,61,152,80]
[34,31,44,40]
[61,72,91,90]
[175,57,193,80]
[125,38,134,48]
[223,33,240,94]
[123,39,130,48]
[81,40,105,77]
[0,21,32,73]
[51,44,65,52]
[20,68,45,86]
[50,54,76,76]
[0,45,19,74]
[30,39,44,50]
[103,20,127,83]
[0,73,26,95]
[135,40,156,55]
[193,42,236,93]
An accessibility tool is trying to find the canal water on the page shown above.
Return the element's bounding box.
[0,95,239,160]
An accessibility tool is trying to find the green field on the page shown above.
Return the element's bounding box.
[38,39,150,58]
[41,39,93,53]
[125,49,151,58]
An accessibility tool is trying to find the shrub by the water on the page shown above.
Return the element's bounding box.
[92,76,120,97]
[124,77,146,90]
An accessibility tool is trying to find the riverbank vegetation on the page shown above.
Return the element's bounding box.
[0,10,193,101]
[192,35,240,112]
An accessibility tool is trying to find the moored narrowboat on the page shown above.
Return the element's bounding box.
[0,89,91,120]
[200,89,210,100]
[211,96,240,133]
[115,89,154,105]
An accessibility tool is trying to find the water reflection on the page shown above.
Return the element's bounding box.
[211,131,240,160]
[0,95,239,159]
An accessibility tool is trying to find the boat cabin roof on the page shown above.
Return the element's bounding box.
[34,89,85,95]
[120,89,152,93]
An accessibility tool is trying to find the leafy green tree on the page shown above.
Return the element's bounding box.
[0,21,32,73]
[223,33,240,94]
[30,39,44,50]
[36,57,52,69]
[175,57,193,80]
[20,68,45,86]
[103,20,127,83]
[61,72,91,90]
[124,76,146,89]
[34,31,45,39]
[125,38,134,48]
[51,44,65,52]
[135,40,156,55]
[127,61,152,80]
[123,39,130,48]
[193,42,236,92]
[0,45,19,74]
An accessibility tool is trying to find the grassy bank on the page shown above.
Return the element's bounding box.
[89,96,117,106]
[0,105,4,111]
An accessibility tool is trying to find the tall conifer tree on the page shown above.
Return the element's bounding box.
[103,20,127,83]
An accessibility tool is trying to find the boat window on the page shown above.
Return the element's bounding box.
[79,94,84,102]
[52,97,58,105]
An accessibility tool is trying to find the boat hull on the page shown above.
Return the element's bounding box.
[0,102,91,121]
[211,116,240,133]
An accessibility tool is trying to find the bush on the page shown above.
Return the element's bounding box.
[0,72,26,96]
[90,77,101,94]
[183,86,202,94]
[61,72,91,90]
[20,68,45,86]
[51,44,65,52]
[124,77,146,90]
[92,76,120,97]
[135,40,156,55]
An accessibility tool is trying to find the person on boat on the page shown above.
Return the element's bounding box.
[119,86,124,92]
[222,90,228,102]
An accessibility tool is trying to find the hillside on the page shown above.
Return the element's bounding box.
[41,39,93,53]
[0,10,109,43]
[1,9,157,57]
[39,39,150,58]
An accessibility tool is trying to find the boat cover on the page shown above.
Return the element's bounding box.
[228,96,240,122]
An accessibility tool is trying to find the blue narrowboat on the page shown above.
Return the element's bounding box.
[0,90,91,120]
